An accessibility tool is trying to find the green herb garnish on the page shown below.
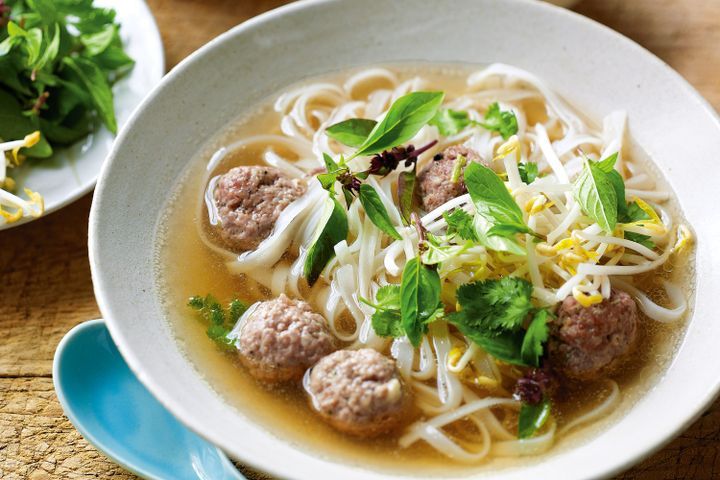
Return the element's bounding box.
[430,103,518,140]
[518,398,551,439]
[326,118,377,148]
[188,295,248,351]
[0,0,134,157]
[358,183,402,240]
[443,209,479,242]
[573,157,618,233]
[518,161,539,184]
[303,193,349,286]
[349,91,444,158]
[448,277,550,367]
[480,103,518,140]
[624,230,655,249]
[400,257,442,347]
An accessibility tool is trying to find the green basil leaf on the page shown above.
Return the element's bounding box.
[519,399,551,439]
[400,257,441,347]
[594,152,618,173]
[624,231,656,249]
[358,183,402,240]
[34,23,60,70]
[573,161,618,233]
[63,56,117,133]
[458,325,526,366]
[322,152,340,172]
[80,24,116,56]
[0,88,52,157]
[397,167,417,226]
[620,200,651,223]
[326,118,377,148]
[429,108,472,136]
[353,91,444,158]
[465,162,529,234]
[303,194,349,286]
[521,309,551,367]
[486,223,531,239]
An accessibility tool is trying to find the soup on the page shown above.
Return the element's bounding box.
[156,64,693,473]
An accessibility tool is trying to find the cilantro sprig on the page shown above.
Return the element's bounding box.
[448,277,551,368]
[188,294,248,351]
[429,102,519,139]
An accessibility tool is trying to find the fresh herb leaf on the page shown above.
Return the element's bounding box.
[397,166,417,226]
[465,162,530,236]
[358,183,402,240]
[521,309,551,367]
[443,209,479,242]
[322,152,340,172]
[187,294,248,351]
[573,160,618,233]
[450,277,535,336]
[457,327,526,366]
[624,231,656,249]
[0,88,52,157]
[518,162,539,184]
[362,285,404,338]
[352,91,444,158]
[303,194,349,286]
[518,398,551,439]
[620,200,651,223]
[326,118,377,148]
[429,108,472,136]
[400,257,442,347]
[479,102,518,140]
[62,56,117,133]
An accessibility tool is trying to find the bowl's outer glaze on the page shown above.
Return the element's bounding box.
[89,0,720,478]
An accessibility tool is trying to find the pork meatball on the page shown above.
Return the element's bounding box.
[417,145,486,212]
[304,349,409,437]
[548,290,638,380]
[238,294,336,384]
[213,166,306,251]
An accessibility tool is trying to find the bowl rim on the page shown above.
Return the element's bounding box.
[89,0,720,478]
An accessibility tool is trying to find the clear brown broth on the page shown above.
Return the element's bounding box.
[155,65,694,474]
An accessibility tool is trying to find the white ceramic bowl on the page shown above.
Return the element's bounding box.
[89,0,720,478]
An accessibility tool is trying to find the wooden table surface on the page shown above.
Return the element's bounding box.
[1,0,719,478]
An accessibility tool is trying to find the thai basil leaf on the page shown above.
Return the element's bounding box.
[326,118,377,148]
[0,89,52,157]
[620,200,651,223]
[624,231,656,249]
[400,257,441,347]
[518,398,551,439]
[573,160,618,233]
[521,309,551,367]
[455,326,526,366]
[465,162,530,235]
[358,183,402,240]
[63,56,117,133]
[352,91,444,158]
[303,194,349,286]
[397,166,417,226]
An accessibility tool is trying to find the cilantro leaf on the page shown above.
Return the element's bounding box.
[363,286,404,338]
[443,209,479,242]
[521,309,551,367]
[518,162,539,184]
[518,398,551,439]
[188,294,248,351]
[624,231,656,249]
[450,277,534,335]
[429,108,472,136]
[479,102,518,140]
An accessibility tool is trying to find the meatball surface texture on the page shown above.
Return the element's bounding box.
[417,145,486,212]
[549,290,638,379]
[238,294,335,383]
[305,348,408,437]
[214,166,306,251]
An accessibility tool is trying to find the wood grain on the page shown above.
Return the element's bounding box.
[1,0,718,478]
